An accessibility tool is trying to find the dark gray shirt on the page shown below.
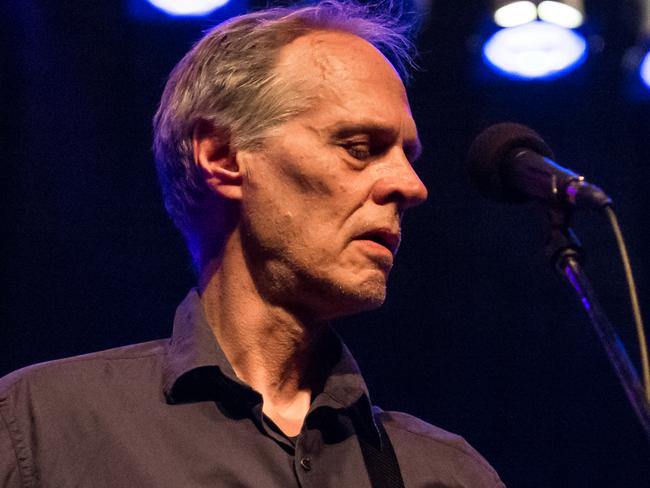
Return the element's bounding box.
[0,290,505,487]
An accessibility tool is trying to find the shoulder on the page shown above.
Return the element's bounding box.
[0,341,171,484]
[0,340,168,404]
[377,408,485,461]
[377,408,506,488]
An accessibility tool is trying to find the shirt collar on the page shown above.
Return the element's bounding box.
[308,336,381,447]
[162,288,380,444]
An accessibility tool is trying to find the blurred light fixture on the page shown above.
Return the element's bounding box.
[493,0,585,28]
[622,0,650,94]
[494,1,537,27]
[537,1,584,28]
[483,21,587,80]
[640,0,650,89]
[486,0,586,80]
[146,0,230,16]
[641,51,650,88]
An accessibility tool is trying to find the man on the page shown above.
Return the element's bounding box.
[0,1,505,486]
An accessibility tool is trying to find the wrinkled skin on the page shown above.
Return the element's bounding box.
[237,31,428,321]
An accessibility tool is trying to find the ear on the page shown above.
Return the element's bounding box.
[192,119,243,201]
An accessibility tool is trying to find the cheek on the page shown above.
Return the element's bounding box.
[248,157,348,231]
[243,149,372,267]
[275,151,340,201]
[242,193,299,252]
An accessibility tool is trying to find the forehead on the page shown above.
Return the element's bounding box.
[273,30,416,135]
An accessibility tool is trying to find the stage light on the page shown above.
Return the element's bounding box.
[493,0,584,29]
[494,1,537,28]
[537,1,584,28]
[639,0,650,90]
[483,21,587,80]
[147,0,230,17]
[641,51,650,89]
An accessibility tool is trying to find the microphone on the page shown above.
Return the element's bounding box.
[466,123,612,209]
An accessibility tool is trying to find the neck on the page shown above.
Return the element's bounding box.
[198,230,326,436]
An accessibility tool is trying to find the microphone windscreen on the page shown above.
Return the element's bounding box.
[466,122,555,202]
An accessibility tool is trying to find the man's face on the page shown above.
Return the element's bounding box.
[237,31,427,320]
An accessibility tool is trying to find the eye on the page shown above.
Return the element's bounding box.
[343,142,372,160]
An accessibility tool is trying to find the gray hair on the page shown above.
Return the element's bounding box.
[153,0,418,255]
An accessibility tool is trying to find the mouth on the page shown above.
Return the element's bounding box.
[355,229,401,255]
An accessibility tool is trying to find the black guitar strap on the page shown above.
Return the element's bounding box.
[357,414,406,488]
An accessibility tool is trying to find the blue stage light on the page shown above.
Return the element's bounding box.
[483,21,587,80]
[147,0,229,16]
[641,51,650,89]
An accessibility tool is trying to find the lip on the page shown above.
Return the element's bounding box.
[354,228,401,255]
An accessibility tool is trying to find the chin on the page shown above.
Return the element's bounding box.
[264,261,389,320]
[318,275,388,319]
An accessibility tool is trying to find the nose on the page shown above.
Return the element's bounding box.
[371,153,428,210]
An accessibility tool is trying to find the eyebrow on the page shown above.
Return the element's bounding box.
[329,123,423,163]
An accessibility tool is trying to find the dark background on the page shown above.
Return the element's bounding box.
[3,0,649,485]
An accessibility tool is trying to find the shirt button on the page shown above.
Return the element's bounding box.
[300,457,312,471]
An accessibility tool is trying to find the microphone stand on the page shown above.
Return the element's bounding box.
[541,205,650,443]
